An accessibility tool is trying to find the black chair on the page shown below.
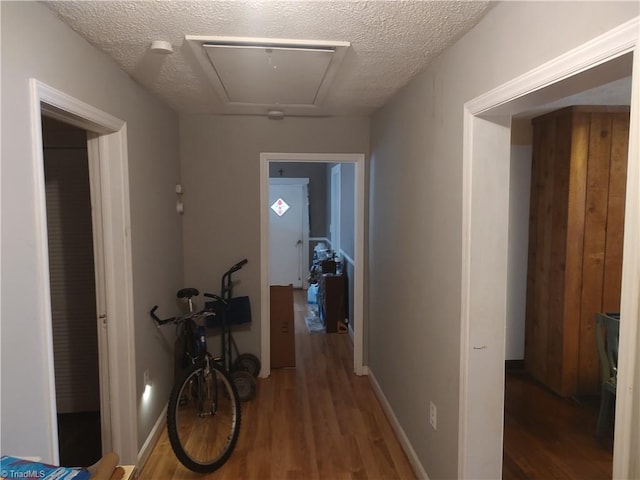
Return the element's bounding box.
[595,312,620,436]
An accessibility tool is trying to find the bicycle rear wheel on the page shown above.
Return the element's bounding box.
[167,359,241,473]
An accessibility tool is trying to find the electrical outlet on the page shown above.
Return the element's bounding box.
[429,401,437,430]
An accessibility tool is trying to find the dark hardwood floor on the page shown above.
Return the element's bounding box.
[57,411,102,467]
[503,370,613,479]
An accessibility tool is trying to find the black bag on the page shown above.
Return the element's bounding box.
[205,296,252,328]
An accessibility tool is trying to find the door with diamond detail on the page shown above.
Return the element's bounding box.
[269,182,306,287]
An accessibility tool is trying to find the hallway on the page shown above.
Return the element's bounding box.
[139,290,416,479]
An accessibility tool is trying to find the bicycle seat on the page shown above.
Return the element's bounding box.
[177,288,199,299]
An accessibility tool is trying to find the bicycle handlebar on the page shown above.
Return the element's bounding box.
[151,259,247,327]
[228,258,248,274]
[150,305,176,327]
[204,293,224,301]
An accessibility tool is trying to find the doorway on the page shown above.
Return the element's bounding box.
[42,117,104,466]
[260,153,365,378]
[458,19,639,479]
[31,80,138,464]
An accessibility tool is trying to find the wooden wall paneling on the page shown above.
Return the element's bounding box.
[525,115,555,384]
[578,112,613,394]
[526,106,629,398]
[548,111,573,395]
[602,113,630,312]
[539,116,556,385]
[561,111,590,396]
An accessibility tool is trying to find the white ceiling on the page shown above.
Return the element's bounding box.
[44,0,493,117]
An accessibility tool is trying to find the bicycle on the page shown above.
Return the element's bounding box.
[150,288,241,473]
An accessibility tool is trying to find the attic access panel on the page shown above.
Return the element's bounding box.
[204,44,334,105]
[187,36,350,110]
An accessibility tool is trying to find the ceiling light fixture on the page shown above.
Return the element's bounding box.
[150,40,174,54]
[267,110,285,120]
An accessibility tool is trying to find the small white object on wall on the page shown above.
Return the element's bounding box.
[175,183,184,215]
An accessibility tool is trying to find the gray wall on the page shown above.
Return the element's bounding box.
[179,114,369,357]
[368,2,638,478]
[506,146,532,361]
[339,163,356,261]
[3,0,637,474]
[1,1,183,461]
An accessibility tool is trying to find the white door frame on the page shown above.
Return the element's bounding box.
[269,177,310,289]
[30,79,138,464]
[260,153,365,377]
[459,18,639,479]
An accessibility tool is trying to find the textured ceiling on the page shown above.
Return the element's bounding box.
[44,1,493,117]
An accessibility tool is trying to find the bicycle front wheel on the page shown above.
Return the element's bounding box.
[167,359,241,473]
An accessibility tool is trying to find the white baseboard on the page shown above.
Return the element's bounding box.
[137,403,167,469]
[367,369,429,480]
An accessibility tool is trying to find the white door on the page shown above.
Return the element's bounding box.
[269,182,307,287]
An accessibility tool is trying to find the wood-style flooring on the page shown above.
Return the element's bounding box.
[138,290,416,479]
[139,294,613,480]
[503,370,614,479]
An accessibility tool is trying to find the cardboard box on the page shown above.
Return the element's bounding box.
[270,285,296,368]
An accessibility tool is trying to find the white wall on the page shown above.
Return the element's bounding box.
[368,2,638,478]
[179,114,369,358]
[506,146,532,361]
[1,2,182,461]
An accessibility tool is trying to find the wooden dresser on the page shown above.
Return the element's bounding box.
[318,273,346,334]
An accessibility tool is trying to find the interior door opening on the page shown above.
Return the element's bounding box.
[260,153,365,377]
[268,166,353,344]
[33,80,137,465]
[459,22,638,476]
[503,104,630,478]
[42,116,107,467]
